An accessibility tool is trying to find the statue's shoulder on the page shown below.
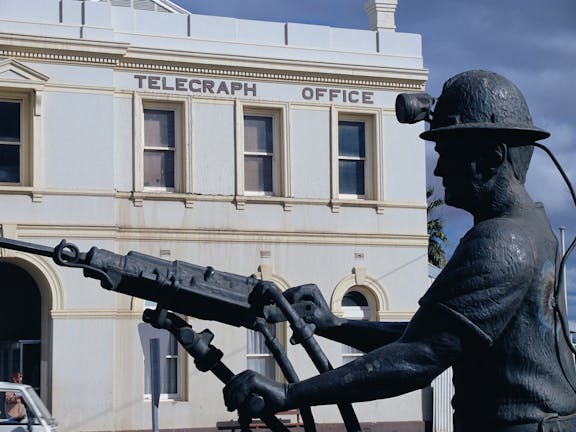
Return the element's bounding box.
[444,215,537,281]
[460,216,535,254]
[423,215,538,310]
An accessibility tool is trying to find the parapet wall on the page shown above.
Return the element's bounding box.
[0,0,423,70]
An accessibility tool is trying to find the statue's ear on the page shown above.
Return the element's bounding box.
[478,143,507,179]
[490,143,507,168]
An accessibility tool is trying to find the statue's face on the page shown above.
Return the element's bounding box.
[433,140,488,212]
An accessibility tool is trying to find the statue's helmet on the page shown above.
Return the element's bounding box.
[420,70,550,142]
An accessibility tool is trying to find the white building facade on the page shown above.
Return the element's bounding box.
[0,0,429,431]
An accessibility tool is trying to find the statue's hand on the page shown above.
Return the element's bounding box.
[223,370,290,416]
[283,284,342,333]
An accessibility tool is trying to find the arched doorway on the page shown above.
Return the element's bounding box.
[0,262,41,392]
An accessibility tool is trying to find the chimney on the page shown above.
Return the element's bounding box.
[364,0,398,32]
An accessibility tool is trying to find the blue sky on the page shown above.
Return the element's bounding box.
[170,0,576,320]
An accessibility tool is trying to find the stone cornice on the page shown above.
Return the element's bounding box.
[16,224,428,248]
[0,33,427,90]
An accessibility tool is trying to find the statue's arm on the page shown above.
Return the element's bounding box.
[224,305,463,412]
[281,284,407,352]
[317,319,408,353]
[285,306,463,406]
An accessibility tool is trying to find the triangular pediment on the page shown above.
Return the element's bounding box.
[0,58,49,84]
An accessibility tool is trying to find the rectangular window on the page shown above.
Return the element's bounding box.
[141,301,181,399]
[0,100,22,184]
[244,115,274,194]
[247,324,277,379]
[142,103,183,191]
[338,120,366,197]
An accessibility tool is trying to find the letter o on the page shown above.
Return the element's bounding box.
[302,87,314,100]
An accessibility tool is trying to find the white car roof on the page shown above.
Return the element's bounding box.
[0,381,31,391]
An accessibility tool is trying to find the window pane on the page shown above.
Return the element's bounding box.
[338,121,365,158]
[141,328,179,397]
[168,334,179,356]
[247,325,276,379]
[244,155,273,192]
[144,109,175,149]
[247,327,275,355]
[342,291,369,307]
[0,102,20,142]
[247,357,275,379]
[165,357,178,395]
[144,150,174,188]
[339,160,365,195]
[0,145,20,183]
[244,116,273,153]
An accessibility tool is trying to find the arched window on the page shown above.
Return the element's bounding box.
[246,266,288,380]
[247,323,277,379]
[341,288,372,364]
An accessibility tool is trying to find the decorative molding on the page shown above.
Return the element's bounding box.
[51,309,142,319]
[377,310,415,321]
[255,264,291,291]
[119,60,426,90]
[0,58,49,83]
[0,49,119,66]
[0,48,426,89]
[331,267,389,319]
[0,224,17,258]
[0,251,66,310]
[0,34,427,90]
[15,223,428,247]
[0,186,426,212]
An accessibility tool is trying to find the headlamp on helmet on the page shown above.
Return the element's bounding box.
[395,70,549,143]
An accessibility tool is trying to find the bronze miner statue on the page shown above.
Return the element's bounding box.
[223,71,576,432]
[1,70,575,432]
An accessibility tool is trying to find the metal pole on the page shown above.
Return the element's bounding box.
[559,227,568,317]
[150,338,160,432]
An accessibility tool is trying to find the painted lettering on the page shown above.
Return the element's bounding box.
[230,82,243,95]
[189,79,201,92]
[244,83,257,97]
[203,80,215,94]
[302,87,314,100]
[148,76,161,90]
[162,77,174,91]
[134,75,147,88]
[175,78,187,91]
[299,86,374,105]
[217,81,230,95]
[131,74,258,98]
[362,92,374,104]
[348,90,359,103]
[329,89,341,101]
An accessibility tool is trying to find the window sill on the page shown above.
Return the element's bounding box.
[330,198,386,214]
[127,191,392,213]
[0,186,43,202]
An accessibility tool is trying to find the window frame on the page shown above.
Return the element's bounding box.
[246,323,281,380]
[243,114,275,196]
[0,92,32,187]
[236,103,289,200]
[141,301,184,401]
[134,94,190,195]
[247,266,289,381]
[340,289,372,365]
[331,109,382,206]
